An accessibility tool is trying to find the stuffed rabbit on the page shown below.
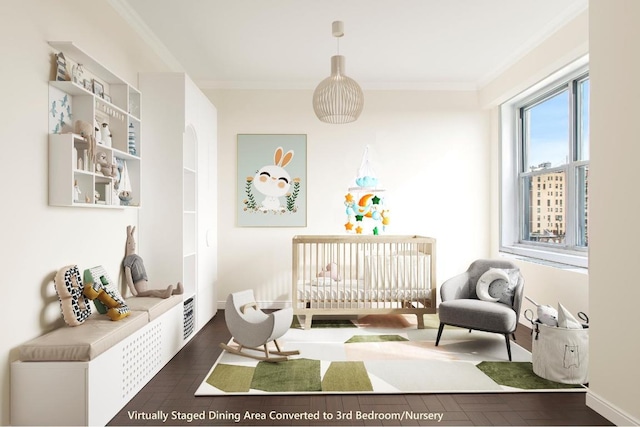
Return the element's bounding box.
[123,225,183,298]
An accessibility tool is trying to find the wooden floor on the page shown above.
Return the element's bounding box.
[108,312,613,426]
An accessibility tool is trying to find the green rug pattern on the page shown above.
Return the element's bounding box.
[290,318,356,328]
[476,362,582,390]
[206,359,374,393]
[345,334,408,343]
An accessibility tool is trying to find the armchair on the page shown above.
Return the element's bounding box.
[435,259,524,361]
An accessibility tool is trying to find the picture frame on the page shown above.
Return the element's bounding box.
[103,94,111,103]
[237,134,307,227]
[83,79,92,91]
[92,79,104,98]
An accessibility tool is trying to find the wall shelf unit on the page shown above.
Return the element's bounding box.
[48,41,141,208]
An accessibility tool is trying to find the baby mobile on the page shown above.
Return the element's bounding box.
[344,145,390,235]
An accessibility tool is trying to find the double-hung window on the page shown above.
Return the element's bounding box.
[500,62,589,268]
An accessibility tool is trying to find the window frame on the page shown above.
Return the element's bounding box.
[500,61,589,269]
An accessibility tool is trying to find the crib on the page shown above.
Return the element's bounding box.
[292,235,436,329]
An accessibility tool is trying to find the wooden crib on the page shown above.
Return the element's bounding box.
[292,235,436,329]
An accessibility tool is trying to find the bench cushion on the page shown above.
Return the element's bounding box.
[125,295,182,322]
[19,311,147,362]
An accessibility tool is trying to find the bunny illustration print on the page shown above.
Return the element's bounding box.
[253,147,294,212]
[238,134,305,226]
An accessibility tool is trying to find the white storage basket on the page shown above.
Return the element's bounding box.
[532,321,589,384]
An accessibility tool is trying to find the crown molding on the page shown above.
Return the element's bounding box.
[196,79,477,91]
[107,0,184,72]
[477,1,588,89]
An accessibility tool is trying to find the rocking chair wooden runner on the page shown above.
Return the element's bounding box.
[220,290,299,362]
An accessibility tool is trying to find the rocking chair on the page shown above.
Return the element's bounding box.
[220,290,299,362]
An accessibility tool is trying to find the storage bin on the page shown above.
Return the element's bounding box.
[532,321,589,384]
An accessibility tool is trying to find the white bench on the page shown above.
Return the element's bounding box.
[11,295,186,426]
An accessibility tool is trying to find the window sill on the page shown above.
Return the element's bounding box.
[499,245,588,271]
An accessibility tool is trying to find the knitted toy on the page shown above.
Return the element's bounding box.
[123,225,183,298]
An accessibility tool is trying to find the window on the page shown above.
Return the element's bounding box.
[500,61,589,268]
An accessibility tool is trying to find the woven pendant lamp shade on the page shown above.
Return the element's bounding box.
[312,21,364,124]
[313,55,364,124]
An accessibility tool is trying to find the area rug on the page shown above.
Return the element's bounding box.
[195,314,585,396]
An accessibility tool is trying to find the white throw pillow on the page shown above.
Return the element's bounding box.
[557,302,583,329]
[476,268,520,305]
[476,268,510,302]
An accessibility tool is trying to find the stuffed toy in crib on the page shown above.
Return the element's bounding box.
[123,225,183,298]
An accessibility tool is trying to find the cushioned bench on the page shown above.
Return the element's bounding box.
[11,295,185,426]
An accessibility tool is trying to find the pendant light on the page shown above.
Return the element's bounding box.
[312,21,364,124]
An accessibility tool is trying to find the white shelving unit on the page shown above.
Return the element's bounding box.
[139,72,218,340]
[49,133,140,206]
[47,41,141,208]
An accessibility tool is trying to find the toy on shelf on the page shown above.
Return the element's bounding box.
[95,151,116,177]
[117,161,132,205]
[123,225,183,298]
[100,123,112,147]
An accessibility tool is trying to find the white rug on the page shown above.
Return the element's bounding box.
[195,314,585,396]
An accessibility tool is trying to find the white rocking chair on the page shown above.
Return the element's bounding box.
[220,290,299,362]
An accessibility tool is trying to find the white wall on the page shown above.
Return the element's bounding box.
[206,89,491,307]
[0,1,167,424]
[587,0,640,424]
[481,10,590,320]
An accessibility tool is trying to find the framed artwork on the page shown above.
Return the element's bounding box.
[237,134,307,227]
[92,79,104,98]
[103,94,112,103]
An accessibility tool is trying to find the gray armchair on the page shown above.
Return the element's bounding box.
[435,259,524,361]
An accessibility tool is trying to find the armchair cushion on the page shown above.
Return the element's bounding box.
[439,299,518,333]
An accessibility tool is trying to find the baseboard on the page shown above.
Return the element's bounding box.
[586,390,640,426]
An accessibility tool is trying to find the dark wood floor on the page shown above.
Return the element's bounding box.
[108,312,613,426]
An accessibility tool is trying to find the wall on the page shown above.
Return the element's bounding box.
[480,9,590,320]
[0,1,168,424]
[206,88,490,307]
[587,0,640,424]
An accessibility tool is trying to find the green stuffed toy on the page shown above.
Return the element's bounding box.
[83,266,130,321]
[123,225,183,298]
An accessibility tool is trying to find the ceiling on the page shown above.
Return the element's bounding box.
[113,0,587,90]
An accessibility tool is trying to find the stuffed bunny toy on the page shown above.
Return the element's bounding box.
[123,225,183,298]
